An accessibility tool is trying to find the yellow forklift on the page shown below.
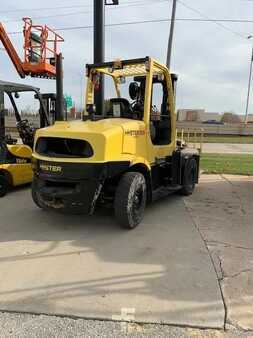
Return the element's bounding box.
[31,57,200,228]
[0,81,56,197]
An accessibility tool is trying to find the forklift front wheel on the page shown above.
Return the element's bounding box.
[179,157,197,196]
[31,180,43,208]
[114,172,147,229]
[0,176,9,197]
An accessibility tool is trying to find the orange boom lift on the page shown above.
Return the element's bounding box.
[0,18,64,79]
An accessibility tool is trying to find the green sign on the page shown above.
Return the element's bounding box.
[64,94,73,109]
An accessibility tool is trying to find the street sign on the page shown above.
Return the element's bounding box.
[64,94,73,109]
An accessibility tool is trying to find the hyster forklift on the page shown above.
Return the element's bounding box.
[32,57,200,228]
[0,81,56,197]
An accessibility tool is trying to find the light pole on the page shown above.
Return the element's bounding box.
[166,0,177,69]
[245,46,253,124]
[94,0,105,115]
[93,0,119,115]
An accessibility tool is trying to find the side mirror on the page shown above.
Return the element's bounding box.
[171,73,178,95]
[129,82,139,100]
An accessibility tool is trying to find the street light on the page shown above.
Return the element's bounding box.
[105,0,119,5]
[93,0,119,115]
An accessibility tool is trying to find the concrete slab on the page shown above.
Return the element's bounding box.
[0,188,224,328]
[185,175,253,330]
[201,143,253,154]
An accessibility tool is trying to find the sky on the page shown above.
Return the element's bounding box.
[1,0,253,115]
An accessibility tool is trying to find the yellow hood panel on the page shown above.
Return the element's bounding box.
[37,119,143,138]
[7,144,32,159]
[34,118,146,163]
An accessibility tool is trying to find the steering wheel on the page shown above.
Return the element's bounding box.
[16,119,36,147]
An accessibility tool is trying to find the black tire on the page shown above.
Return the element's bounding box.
[179,158,197,196]
[0,176,9,198]
[31,180,43,209]
[114,172,147,229]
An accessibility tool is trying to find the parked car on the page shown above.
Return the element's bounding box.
[202,120,224,125]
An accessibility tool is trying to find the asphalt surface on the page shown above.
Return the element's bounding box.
[0,312,250,338]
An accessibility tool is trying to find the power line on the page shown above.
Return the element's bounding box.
[0,0,157,14]
[0,4,92,14]
[2,1,251,40]
[2,0,167,24]
[6,17,253,37]
[177,0,247,39]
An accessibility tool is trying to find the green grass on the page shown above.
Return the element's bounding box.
[200,154,253,175]
[182,135,253,144]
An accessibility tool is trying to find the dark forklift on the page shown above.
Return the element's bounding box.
[0,80,56,196]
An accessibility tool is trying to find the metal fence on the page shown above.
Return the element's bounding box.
[176,128,204,154]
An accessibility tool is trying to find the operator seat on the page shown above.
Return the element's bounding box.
[108,98,132,118]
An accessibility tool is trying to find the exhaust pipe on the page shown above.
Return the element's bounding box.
[55,53,66,121]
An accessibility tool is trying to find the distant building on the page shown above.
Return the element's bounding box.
[177,109,222,122]
[221,112,240,124]
[201,112,222,122]
[238,114,253,123]
[177,109,204,122]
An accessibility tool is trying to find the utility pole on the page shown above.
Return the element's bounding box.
[93,1,119,115]
[166,0,177,69]
[94,0,105,115]
[245,47,253,124]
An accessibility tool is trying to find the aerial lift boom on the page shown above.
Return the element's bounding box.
[0,17,64,197]
[0,18,64,79]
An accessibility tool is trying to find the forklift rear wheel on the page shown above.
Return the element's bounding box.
[179,158,197,196]
[114,172,147,229]
[0,176,9,197]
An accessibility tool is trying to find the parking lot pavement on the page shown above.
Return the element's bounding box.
[185,174,253,331]
[201,143,253,154]
[0,312,249,338]
[0,188,224,329]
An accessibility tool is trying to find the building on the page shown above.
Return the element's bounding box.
[200,111,222,122]
[177,109,204,122]
[239,114,253,123]
[177,109,222,122]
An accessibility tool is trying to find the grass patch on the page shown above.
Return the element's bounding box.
[200,154,253,175]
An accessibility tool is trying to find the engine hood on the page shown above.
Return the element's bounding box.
[36,118,145,137]
[33,118,146,163]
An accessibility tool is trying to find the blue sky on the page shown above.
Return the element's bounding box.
[1,0,253,114]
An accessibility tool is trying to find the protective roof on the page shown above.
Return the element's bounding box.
[96,63,163,78]
[0,80,39,93]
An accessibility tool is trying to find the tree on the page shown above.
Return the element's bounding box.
[221,112,241,124]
